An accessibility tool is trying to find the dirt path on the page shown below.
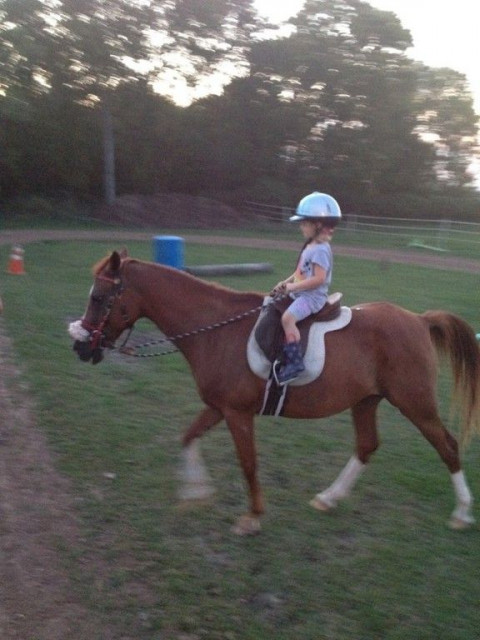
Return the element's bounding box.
[0,228,479,639]
[1,228,480,273]
[0,324,110,640]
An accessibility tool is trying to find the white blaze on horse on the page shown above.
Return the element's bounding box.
[69,249,480,535]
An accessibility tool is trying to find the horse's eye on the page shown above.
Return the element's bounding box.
[91,294,104,305]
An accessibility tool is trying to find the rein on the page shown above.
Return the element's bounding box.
[86,269,287,358]
[119,300,272,358]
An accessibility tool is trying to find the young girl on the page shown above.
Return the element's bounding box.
[272,191,342,385]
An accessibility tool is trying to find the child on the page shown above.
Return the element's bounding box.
[271,191,342,384]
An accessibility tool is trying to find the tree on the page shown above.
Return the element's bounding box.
[238,0,478,208]
[1,0,478,214]
[414,65,479,188]
[0,0,257,202]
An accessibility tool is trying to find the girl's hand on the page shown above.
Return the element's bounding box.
[271,281,287,296]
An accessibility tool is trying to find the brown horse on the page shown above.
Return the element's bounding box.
[69,250,480,534]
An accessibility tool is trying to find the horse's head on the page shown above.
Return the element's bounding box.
[69,249,135,364]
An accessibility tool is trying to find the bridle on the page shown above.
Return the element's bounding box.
[81,274,131,351]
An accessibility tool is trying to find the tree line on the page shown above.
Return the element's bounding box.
[1,0,479,220]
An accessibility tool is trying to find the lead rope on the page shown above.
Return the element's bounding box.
[118,295,285,358]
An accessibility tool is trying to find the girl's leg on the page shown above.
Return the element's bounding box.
[276,310,305,384]
[281,310,300,342]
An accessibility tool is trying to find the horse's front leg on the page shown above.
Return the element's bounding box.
[178,406,223,502]
[224,409,263,535]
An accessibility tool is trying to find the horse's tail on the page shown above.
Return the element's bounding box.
[423,310,480,445]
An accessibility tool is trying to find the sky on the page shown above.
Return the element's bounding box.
[254,0,480,115]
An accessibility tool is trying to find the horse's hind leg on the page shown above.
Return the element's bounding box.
[399,402,474,529]
[178,406,223,502]
[311,396,380,511]
[450,469,475,529]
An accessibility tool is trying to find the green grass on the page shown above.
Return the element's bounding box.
[1,238,480,639]
[336,226,480,260]
[168,225,480,261]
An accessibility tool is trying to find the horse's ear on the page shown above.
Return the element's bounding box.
[109,251,122,273]
[119,247,128,259]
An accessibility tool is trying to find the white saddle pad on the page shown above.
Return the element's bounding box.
[247,304,352,386]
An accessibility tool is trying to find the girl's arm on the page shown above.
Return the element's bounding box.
[285,263,326,294]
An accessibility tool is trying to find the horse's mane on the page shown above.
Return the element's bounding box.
[92,255,111,276]
[93,255,262,301]
[176,266,263,303]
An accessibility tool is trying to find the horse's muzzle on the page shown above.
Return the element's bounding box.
[69,319,107,364]
[73,340,104,364]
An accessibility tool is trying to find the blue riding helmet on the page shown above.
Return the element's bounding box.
[290,192,342,225]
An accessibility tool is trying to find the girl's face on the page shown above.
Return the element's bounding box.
[299,219,318,240]
[299,219,334,241]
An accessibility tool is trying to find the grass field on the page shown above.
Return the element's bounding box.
[1,238,480,640]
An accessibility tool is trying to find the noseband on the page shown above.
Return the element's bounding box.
[81,274,130,351]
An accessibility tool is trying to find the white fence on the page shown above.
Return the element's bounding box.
[243,201,480,252]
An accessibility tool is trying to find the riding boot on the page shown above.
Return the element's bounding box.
[274,341,305,385]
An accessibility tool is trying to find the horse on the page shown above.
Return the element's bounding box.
[68,249,480,535]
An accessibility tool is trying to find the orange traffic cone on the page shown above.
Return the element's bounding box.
[7,245,26,275]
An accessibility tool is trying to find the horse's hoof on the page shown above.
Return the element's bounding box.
[448,516,475,530]
[231,514,261,536]
[309,496,332,511]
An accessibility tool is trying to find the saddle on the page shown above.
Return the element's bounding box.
[247,293,352,411]
[254,292,344,363]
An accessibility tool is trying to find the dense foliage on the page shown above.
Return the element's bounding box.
[1,0,479,219]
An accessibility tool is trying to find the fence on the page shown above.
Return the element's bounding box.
[243,201,480,254]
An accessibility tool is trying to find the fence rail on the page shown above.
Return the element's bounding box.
[243,201,480,252]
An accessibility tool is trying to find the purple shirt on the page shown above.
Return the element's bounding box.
[291,241,333,310]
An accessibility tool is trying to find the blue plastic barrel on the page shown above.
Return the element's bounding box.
[153,235,184,269]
